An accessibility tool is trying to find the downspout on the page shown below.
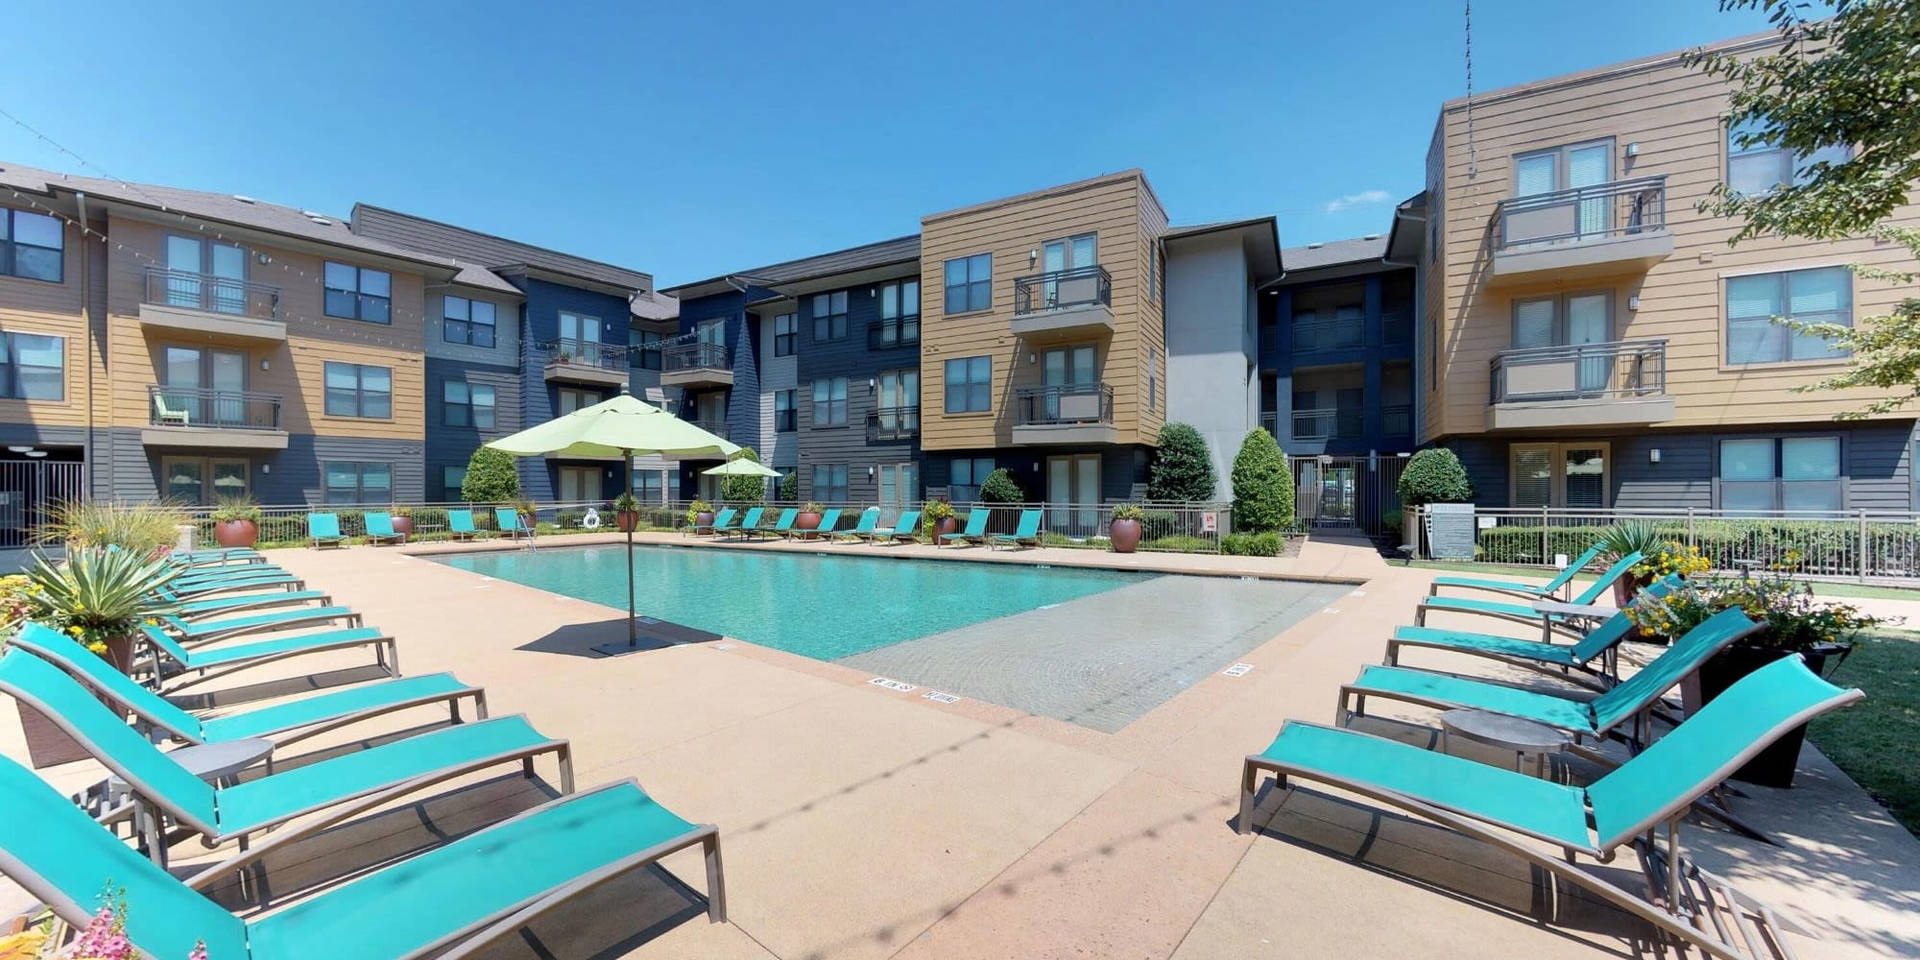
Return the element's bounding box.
[75,192,95,489]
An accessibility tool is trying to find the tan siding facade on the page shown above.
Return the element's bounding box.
[1432,36,1920,441]
[0,208,92,429]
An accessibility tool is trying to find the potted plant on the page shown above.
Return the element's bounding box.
[513,497,537,530]
[612,491,642,532]
[1627,565,1881,787]
[388,504,414,537]
[1597,520,1664,606]
[687,499,715,533]
[923,499,956,539]
[210,496,261,548]
[1109,503,1145,554]
[795,500,824,534]
[18,547,178,767]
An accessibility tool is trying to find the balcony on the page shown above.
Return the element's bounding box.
[1292,407,1363,442]
[1487,338,1673,430]
[138,267,286,342]
[1292,316,1364,355]
[1490,176,1672,285]
[541,338,631,388]
[1010,266,1114,338]
[1383,403,1413,438]
[661,342,733,389]
[690,419,729,441]
[142,385,287,450]
[866,405,920,443]
[1010,383,1116,445]
[867,317,920,351]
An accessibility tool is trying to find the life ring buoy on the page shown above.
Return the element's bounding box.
[581,507,602,529]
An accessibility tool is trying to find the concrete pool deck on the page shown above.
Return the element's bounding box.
[2,533,1916,959]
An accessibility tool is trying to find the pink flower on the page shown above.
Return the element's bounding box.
[187,940,208,960]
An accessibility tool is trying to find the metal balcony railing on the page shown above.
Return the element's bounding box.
[1490,338,1668,403]
[1292,315,1364,353]
[1383,403,1413,436]
[867,317,920,350]
[865,405,920,443]
[665,342,729,371]
[1292,407,1362,441]
[1494,175,1667,251]
[1014,383,1113,426]
[147,385,282,430]
[1260,410,1279,441]
[689,419,729,440]
[1382,309,1414,345]
[1012,265,1112,315]
[541,338,629,369]
[142,267,281,321]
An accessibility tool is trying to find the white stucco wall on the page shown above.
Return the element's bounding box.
[1165,233,1258,501]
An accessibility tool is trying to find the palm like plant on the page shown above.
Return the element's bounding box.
[24,547,180,658]
[1598,520,1662,562]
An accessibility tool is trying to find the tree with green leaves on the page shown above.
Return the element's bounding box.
[720,447,767,503]
[460,446,521,503]
[1690,0,1920,417]
[1230,429,1294,532]
[1148,422,1218,502]
[979,467,1026,503]
[778,470,798,502]
[1398,448,1473,507]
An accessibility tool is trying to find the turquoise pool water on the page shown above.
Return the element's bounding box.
[437,543,1147,660]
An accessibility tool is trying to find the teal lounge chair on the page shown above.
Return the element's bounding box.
[161,605,361,645]
[1414,551,1644,639]
[0,648,572,873]
[768,508,800,539]
[447,508,486,540]
[1387,574,1682,688]
[10,622,484,751]
[1429,542,1606,601]
[169,570,305,598]
[495,506,534,541]
[1341,606,1760,748]
[1240,655,1860,960]
[0,755,725,960]
[877,510,921,545]
[710,507,741,538]
[804,507,842,540]
[991,509,1042,550]
[138,623,398,693]
[364,511,405,545]
[940,508,990,547]
[833,507,881,542]
[307,512,346,549]
[172,547,266,567]
[732,507,766,540]
[170,588,330,620]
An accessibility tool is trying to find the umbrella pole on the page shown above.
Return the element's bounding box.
[626,447,638,648]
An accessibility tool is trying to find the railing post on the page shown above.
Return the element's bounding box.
[1540,506,1549,566]
[1685,508,1695,551]
[1859,508,1869,583]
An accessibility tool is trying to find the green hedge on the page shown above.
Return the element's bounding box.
[1221,531,1281,557]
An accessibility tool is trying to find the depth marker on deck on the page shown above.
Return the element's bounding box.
[868,677,916,693]
[1222,663,1255,677]
[923,690,961,704]
[713,642,736,651]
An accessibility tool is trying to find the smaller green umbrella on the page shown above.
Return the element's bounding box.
[701,458,782,478]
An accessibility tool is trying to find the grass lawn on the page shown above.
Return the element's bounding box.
[1402,559,1920,601]
[1808,631,1920,837]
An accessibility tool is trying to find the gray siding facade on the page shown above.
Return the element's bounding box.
[106,428,425,504]
[794,277,920,503]
[425,357,524,500]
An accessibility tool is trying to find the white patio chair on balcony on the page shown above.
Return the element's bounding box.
[152,391,190,427]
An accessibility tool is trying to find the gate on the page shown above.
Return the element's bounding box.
[1289,454,1408,535]
[0,459,87,549]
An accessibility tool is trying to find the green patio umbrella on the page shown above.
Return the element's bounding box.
[700,457,781,478]
[487,390,736,653]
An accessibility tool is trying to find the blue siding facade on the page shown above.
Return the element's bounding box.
[514,277,636,502]
[1262,269,1416,458]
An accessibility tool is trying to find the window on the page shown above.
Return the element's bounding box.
[811,464,848,504]
[774,389,797,432]
[1,209,62,282]
[557,387,603,415]
[162,457,248,505]
[1149,347,1160,412]
[876,280,920,347]
[811,292,848,342]
[443,381,496,428]
[1726,267,1851,365]
[631,330,662,370]
[1510,443,1609,509]
[442,465,467,499]
[773,312,797,357]
[633,470,665,503]
[877,370,919,435]
[323,362,392,418]
[1727,119,1851,196]
[163,236,247,313]
[0,332,64,400]
[323,262,391,323]
[950,457,994,503]
[811,377,847,427]
[1720,436,1843,513]
[944,356,992,413]
[324,461,391,505]
[442,296,496,347]
[943,253,992,314]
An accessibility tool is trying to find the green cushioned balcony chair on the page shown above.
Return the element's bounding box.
[939,508,991,548]
[10,622,484,751]
[0,755,724,960]
[1240,654,1860,960]
[1387,574,1682,689]
[1428,541,1606,601]
[306,512,347,549]
[138,623,399,693]
[1414,551,1644,639]
[0,648,572,876]
[991,509,1043,550]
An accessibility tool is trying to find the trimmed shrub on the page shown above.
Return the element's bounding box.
[720,448,767,503]
[778,470,798,502]
[980,467,1026,504]
[1141,509,1180,541]
[1230,429,1294,532]
[1398,448,1472,507]
[1142,534,1212,553]
[1221,531,1282,557]
[1149,422,1216,502]
[461,447,521,503]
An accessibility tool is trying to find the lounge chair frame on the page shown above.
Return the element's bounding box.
[138,625,400,694]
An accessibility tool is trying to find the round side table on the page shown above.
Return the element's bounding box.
[1440,709,1569,780]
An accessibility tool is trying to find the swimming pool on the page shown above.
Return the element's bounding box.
[440,543,1350,731]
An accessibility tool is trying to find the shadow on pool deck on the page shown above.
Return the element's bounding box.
[516,618,722,659]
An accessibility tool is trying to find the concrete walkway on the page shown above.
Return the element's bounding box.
[2,533,1915,959]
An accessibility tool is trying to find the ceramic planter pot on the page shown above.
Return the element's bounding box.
[213,518,258,548]
[932,516,958,538]
[1110,518,1142,553]
[1690,640,1848,788]
[795,511,822,532]
[695,511,715,533]
[391,516,414,536]
[18,631,134,768]
[616,510,641,533]
[1611,570,1652,609]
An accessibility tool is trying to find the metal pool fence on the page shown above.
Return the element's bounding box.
[1409,505,1920,584]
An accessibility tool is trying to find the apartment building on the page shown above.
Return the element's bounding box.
[1420,31,1920,514]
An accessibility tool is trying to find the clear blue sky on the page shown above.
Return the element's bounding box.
[0,1,1771,287]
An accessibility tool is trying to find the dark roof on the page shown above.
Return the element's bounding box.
[661,234,922,297]
[351,203,652,294]
[0,161,461,272]
[1281,235,1389,272]
[1163,216,1284,284]
[1164,217,1273,240]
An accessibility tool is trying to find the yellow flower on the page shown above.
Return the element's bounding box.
[67,625,82,636]
[144,618,158,626]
